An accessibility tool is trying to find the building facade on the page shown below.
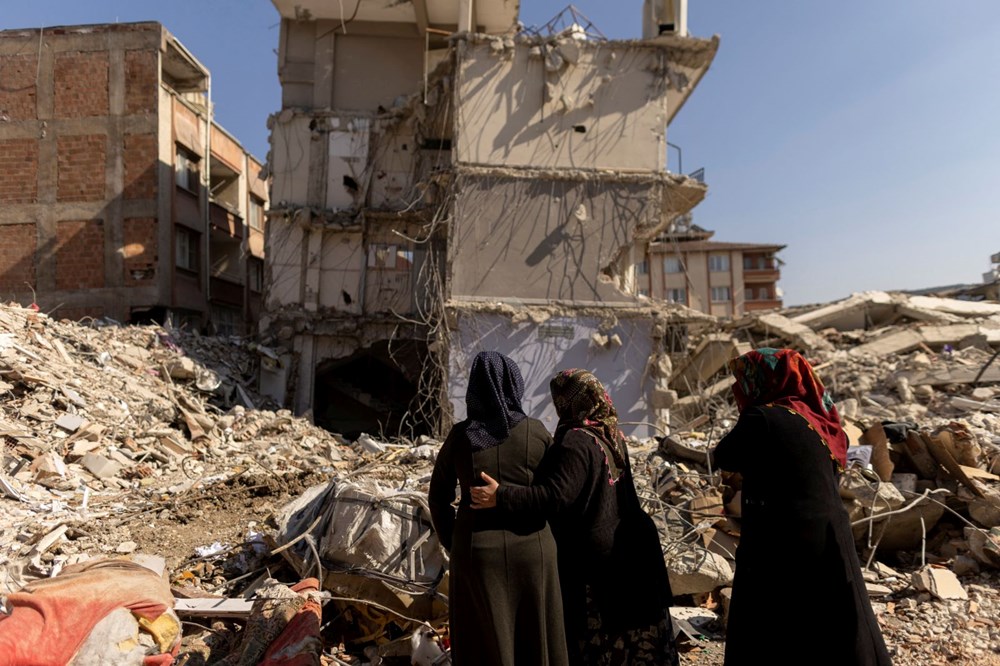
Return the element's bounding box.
[263,0,717,437]
[644,221,784,317]
[0,22,267,332]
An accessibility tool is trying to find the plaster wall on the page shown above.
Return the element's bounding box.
[448,311,659,438]
[455,40,668,171]
[449,176,659,302]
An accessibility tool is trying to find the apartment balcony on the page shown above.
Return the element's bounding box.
[210,201,243,239]
[743,268,780,283]
[745,299,783,312]
[210,274,244,306]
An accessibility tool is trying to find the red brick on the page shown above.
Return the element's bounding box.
[55,219,104,290]
[54,51,109,118]
[0,138,38,204]
[123,133,157,200]
[124,50,157,115]
[123,217,157,285]
[57,134,106,202]
[0,54,38,121]
[0,224,36,293]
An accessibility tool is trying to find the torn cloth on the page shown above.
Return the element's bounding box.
[0,559,177,666]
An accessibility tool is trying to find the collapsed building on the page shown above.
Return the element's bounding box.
[261,0,719,438]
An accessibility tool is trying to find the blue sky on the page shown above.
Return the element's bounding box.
[4,1,998,305]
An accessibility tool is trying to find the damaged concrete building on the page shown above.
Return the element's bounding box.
[262,0,718,437]
[0,22,268,332]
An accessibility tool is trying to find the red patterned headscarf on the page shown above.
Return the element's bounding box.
[550,369,626,484]
[728,348,848,470]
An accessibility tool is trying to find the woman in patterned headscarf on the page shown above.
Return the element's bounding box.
[714,348,892,666]
[472,369,678,666]
[429,352,568,666]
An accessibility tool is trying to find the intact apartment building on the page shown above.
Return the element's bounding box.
[0,22,268,332]
[262,0,718,437]
[643,219,785,316]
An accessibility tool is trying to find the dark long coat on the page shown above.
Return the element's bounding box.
[429,417,568,666]
[497,428,675,665]
[714,405,893,666]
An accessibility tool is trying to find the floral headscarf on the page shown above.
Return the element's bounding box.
[464,351,527,451]
[729,347,848,469]
[550,369,626,483]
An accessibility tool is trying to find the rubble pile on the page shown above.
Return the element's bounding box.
[0,303,355,587]
[6,291,1000,663]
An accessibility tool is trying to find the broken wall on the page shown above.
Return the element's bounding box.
[455,38,670,171]
[449,172,667,302]
[277,20,426,111]
[448,308,662,438]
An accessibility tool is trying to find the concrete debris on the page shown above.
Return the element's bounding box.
[7,292,1000,662]
[911,565,968,601]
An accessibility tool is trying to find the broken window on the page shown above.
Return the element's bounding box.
[638,288,650,298]
[709,254,730,272]
[711,286,731,302]
[175,146,199,193]
[367,244,412,271]
[175,226,199,272]
[635,260,649,275]
[666,288,686,304]
[663,257,683,273]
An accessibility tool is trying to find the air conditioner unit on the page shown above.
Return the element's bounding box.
[990,252,1000,264]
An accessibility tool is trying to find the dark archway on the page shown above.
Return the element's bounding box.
[313,339,432,440]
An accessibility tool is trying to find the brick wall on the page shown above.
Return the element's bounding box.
[124,49,157,115]
[54,51,109,118]
[56,306,106,321]
[0,225,36,293]
[123,133,157,200]
[123,217,157,285]
[55,220,104,290]
[57,134,107,202]
[0,54,38,121]
[0,138,38,204]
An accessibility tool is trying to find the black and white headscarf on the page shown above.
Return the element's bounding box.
[464,351,527,451]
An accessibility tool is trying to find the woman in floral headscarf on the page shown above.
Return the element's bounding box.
[714,348,892,666]
[472,369,677,666]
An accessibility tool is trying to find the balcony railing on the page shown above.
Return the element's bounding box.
[210,201,243,238]
[210,275,244,306]
[743,268,780,283]
[745,299,783,311]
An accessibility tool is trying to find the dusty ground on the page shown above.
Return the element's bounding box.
[56,475,1000,664]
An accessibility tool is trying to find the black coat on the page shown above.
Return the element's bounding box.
[497,428,673,663]
[714,405,892,666]
[429,417,568,666]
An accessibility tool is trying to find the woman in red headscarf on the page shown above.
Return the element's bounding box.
[714,348,892,666]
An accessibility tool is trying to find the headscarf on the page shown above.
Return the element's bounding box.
[728,347,848,469]
[464,351,527,451]
[550,368,626,484]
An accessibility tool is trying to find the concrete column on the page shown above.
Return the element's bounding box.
[458,0,474,33]
[294,333,316,418]
[105,40,126,307]
[35,33,57,293]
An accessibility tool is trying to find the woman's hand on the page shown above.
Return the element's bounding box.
[470,472,499,509]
